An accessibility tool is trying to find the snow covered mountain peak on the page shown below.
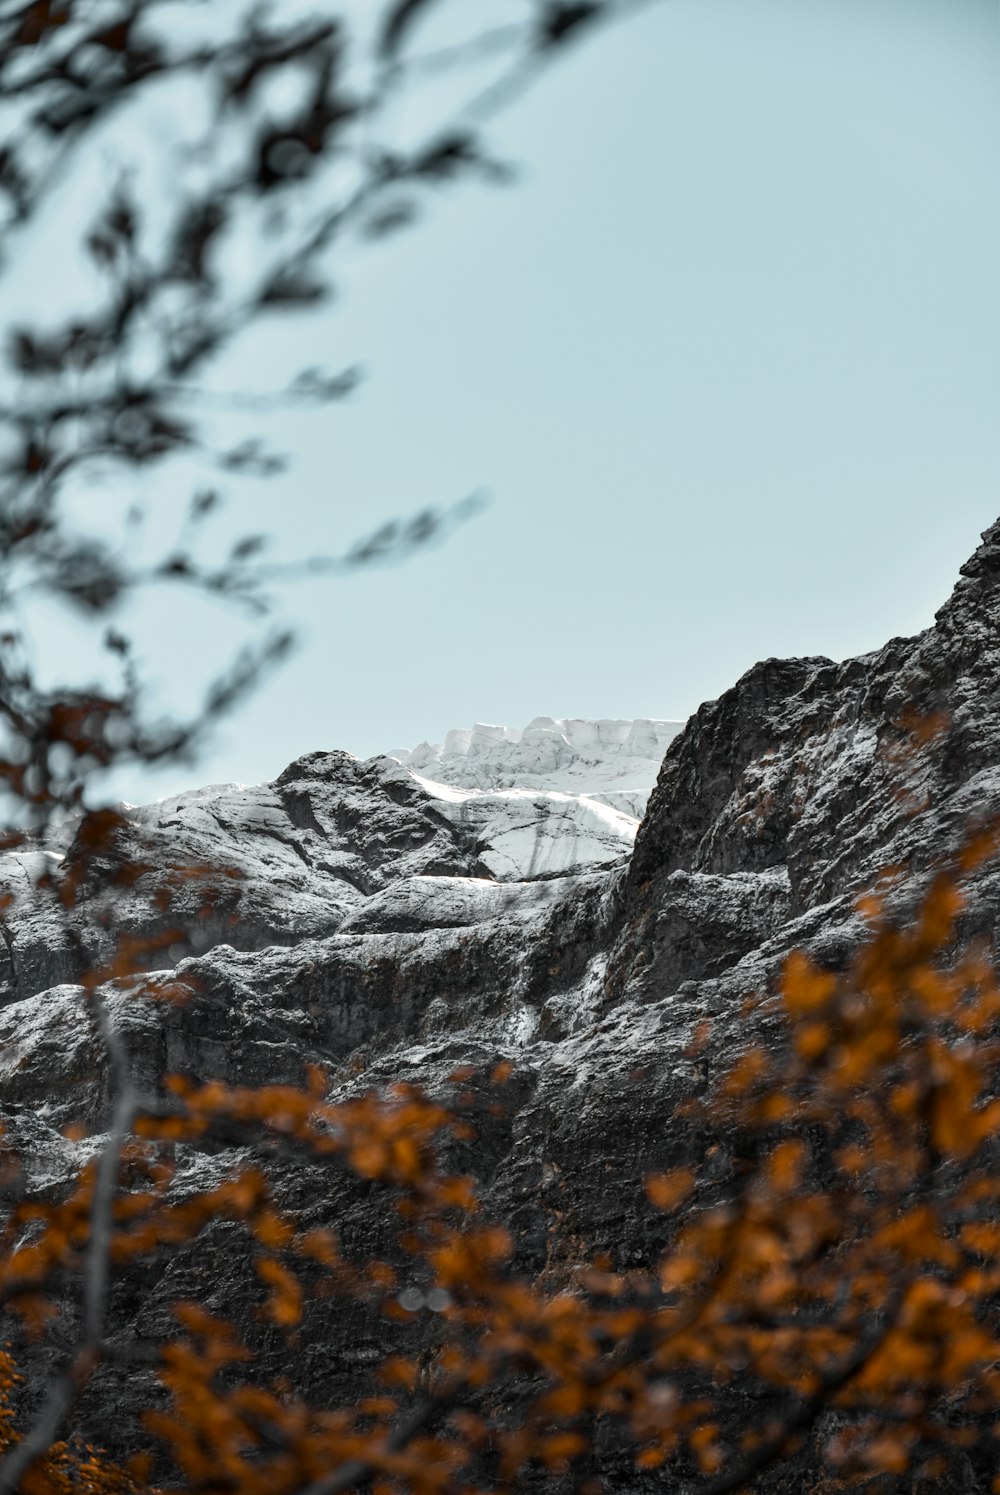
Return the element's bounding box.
[387,716,683,819]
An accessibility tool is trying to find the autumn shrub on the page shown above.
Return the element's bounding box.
[0,822,999,1492]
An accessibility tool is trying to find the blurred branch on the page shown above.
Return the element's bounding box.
[0,0,647,824]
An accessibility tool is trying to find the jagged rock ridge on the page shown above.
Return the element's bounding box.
[5,523,1000,1485]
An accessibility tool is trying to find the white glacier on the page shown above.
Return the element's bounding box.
[380,716,684,880]
[387,716,683,818]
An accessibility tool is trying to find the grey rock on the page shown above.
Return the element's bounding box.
[5,520,1000,1483]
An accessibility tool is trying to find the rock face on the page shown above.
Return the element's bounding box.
[5,524,1000,1481]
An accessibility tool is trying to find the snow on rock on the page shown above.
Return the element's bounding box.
[0,727,655,1008]
[409,776,641,881]
[10,522,1000,1476]
[388,716,683,815]
[336,875,563,935]
[380,716,686,874]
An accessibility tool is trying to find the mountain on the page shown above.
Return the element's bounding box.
[387,715,683,818]
[4,522,1000,1485]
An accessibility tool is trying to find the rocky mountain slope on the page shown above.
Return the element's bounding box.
[4,522,1000,1482]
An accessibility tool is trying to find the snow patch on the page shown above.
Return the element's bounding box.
[389,715,683,817]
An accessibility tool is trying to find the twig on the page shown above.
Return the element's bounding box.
[0,981,138,1494]
[297,1391,454,1495]
[696,1287,905,1495]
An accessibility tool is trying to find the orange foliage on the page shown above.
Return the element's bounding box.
[2,821,1000,1492]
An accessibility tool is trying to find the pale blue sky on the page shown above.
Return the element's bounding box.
[22,0,1000,799]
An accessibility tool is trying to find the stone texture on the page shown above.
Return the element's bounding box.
[5,521,1000,1484]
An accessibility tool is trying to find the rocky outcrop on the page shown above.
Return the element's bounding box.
[5,521,1000,1477]
[611,519,1000,1015]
